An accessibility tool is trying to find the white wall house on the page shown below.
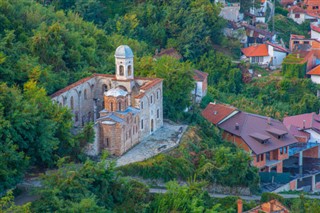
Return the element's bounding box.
[307,65,320,84]
[311,22,320,39]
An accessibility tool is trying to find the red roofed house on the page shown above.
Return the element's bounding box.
[303,0,320,15]
[192,70,208,103]
[51,45,163,156]
[237,199,290,213]
[202,103,298,173]
[288,6,319,24]
[241,42,289,67]
[307,64,320,83]
[311,21,320,39]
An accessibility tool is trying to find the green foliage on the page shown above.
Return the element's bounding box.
[275,6,289,16]
[0,190,31,213]
[135,56,195,121]
[282,54,307,78]
[260,192,285,203]
[31,158,150,212]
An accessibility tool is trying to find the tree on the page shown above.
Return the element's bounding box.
[0,190,31,213]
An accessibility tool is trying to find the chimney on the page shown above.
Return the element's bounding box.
[235,123,239,130]
[303,120,306,129]
[237,199,243,213]
[270,200,275,212]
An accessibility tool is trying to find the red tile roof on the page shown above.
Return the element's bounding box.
[281,0,295,6]
[193,70,208,82]
[311,23,320,33]
[241,44,269,57]
[287,125,310,141]
[266,41,289,53]
[219,112,298,155]
[202,103,238,125]
[288,5,306,13]
[307,65,320,75]
[51,76,93,98]
[291,34,306,39]
[283,113,320,132]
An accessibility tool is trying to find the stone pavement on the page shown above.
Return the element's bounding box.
[116,122,188,167]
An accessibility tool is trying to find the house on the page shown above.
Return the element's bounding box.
[311,21,320,39]
[289,34,320,51]
[280,0,295,7]
[237,199,290,213]
[192,70,208,103]
[242,23,276,46]
[288,6,319,24]
[241,42,289,67]
[51,45,164,156]
[302,0,320,15]
[307,64,320,83]
[282,50,315,74]
[202,103,298,173]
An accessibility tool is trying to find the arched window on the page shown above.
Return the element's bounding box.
[118,102,121,111]
[70,96,74,110]
[157,109,160,118]
[150,95,153,104]
[141,119,144,129]
[102,84,107,94]
[128,65,132,76]
[84,89,87,100]
[119,65,124,76]
[141,101,144,109]
[157,90,160,99]
[110,102,113,111]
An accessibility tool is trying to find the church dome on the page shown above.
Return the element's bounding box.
[105,88,128,97]
[115,45,134,59]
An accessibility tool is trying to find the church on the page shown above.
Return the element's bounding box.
[51,45,163,156]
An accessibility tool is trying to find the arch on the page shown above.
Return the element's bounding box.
[110,102,114,111]
[128,65,132,76]
[156,89,161,100]
[150,94,153,104]
[84,89,87,100]
[102,84,108,94]
[151,119,154,132]
[140,101,144,109]
[118,102,122,111]
[70,96,74,110]
[116,85,128,92]
[119,65,124,76]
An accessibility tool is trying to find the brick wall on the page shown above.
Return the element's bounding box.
[302,146,320,158]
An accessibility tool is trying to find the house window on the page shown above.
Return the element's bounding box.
[261,154,264,161]
[295,13,300,18]
[304,41,310,44]
[157,90,160,99]
[313,6,319,10]
[150,95,153,104]
[257,155,260,162]
[157,109,160,119]
[141,119,144,129]
[280,147,284,155]
[293,41,299,44]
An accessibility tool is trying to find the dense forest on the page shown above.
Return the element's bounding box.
[2,0,320,212]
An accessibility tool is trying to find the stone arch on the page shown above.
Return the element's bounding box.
[116,85,128,92]
[102,84,108,94]
[156,88,161,100]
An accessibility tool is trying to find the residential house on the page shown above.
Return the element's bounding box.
[202,103,298,173]
[302,0,320,15]
[288,6,319,24]
[218,1,242,22]
[307,64,320,83]
[242,23,276,46]
[311,21,320,39]
[241,42,289,67]
[289,34,320,51]
[280,0,295,7]
[192,70,208,103]
[237,199,290,213]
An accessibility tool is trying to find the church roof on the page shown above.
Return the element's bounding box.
[115,45,134,58]
[105,88,128,97]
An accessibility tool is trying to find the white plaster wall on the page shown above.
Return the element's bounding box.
[305,129,320,143]
[289,13,305,24]
[311,75,320,84]
[273,51,287,66]
[311,30,320,39]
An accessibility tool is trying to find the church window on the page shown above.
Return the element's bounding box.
[150,95,153,104]
[105,138,109,148]
[128,65,132,76]
[141,119,144,129]
[119,65,124,76]
[141,101,144,109]
[102,84,107,94]
[157,109,160,119]
[75,112,79,122]
[157,90,159,99]
[84,89,87,100]
[119,102,121,111]
[70,96,74,110]
[110,102,113,111]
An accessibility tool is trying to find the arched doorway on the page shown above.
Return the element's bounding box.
[151,119,154,132]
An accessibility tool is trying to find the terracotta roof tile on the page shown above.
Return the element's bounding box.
[284,113,320,132]
[202,103,238,125]
[288,5,306,13]
[307,65,320,75]
[241,44,269,57]
[291,34,306,39]
[51,76,93,98]
[311,23,320,33]
[140,78,163,91]
[193,70,208,82]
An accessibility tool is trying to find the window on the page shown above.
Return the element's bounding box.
[119,65,124,76]
[105,138,109,148]
[280,147,284,155]
[150,95,153,104]
[261,154,264,161]
[141,119,144,129]
[128,65,132,76]
[284,146,287,154]
[110,102,113,111]
[157,109,160,118]
[75,112,79,122]
[84,89,87,100]
[102,84,107,94]
[304,41,310,44]
[141,101,144,109]
[295,13,300,18]
[70,96,74,110]
[157,90,159,99]
[118,102,121,111]
[293,41,299,44]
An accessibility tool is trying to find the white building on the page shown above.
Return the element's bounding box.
[307,64,320,84]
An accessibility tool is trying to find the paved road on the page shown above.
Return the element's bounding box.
[149,188,320,201]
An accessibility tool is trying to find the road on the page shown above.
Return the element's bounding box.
[149,188,320,201]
